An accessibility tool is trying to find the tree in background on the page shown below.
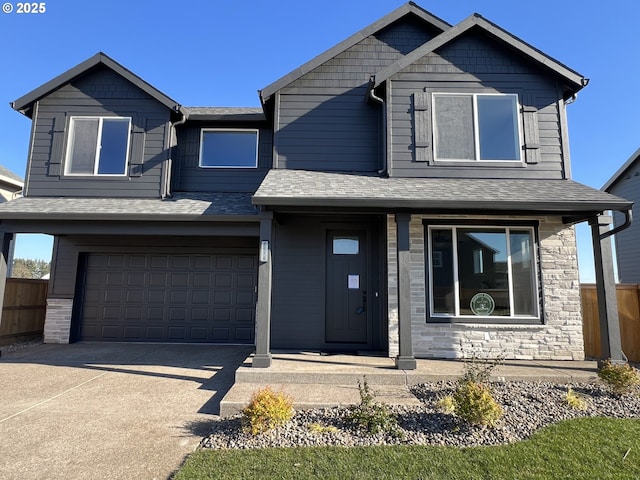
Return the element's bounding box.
[11,258,50,279]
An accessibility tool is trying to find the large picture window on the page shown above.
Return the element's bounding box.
[65,117,131,175]
[427,225,539,321]
[199,129,259,168]
[432,93,521,162]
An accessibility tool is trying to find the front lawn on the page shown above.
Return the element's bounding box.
[174,417,640,479]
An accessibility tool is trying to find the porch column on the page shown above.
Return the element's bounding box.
[395,213,416,370]
[253,214,273,368]
[589,214,624,363]
[0,232,13,329]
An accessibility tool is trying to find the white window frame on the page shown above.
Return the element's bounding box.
[432,93,523,163]
[64,116,131,176]
[198,128,259,169]
[427,224,540,321]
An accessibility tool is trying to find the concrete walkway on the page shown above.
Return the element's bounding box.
[220,351,600,415]
[0,343,252,480]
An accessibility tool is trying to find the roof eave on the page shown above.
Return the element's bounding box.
[602,147,640,192]
[373,14,587,95]
[259,2,451,103]
[11,52,182,117]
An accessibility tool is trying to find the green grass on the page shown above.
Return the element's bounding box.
[174,418,640,479]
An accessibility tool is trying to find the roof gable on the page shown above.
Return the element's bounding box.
[259,2,450,102]
[373,13,587,98]
[603,147,640,192]
[11,52,182,118]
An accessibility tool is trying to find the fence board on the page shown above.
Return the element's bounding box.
[0,278,48,346]
[581,284,640,362]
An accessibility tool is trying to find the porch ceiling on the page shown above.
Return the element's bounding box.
[253,170,633,215]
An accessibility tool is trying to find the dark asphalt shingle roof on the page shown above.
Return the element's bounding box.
[253,170,632,213]
[0,166,24,186]
[0,192,259,221]
[184,107,265,122]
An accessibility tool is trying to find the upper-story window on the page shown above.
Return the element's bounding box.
[199,129,259,168]
[432,93,521,162]
[65,117,131,175]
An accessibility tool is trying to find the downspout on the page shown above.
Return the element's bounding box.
[368,76,387,176]
[600,208,633,240]
[162,106,187,199]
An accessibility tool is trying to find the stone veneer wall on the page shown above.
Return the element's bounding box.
[43,298,74,343]
[387,214,584,360]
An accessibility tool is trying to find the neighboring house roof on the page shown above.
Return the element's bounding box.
[602,147,640,192]
[0,166,24,191]
[373,13,587,98]
[0,193,259,221]
[259,2,451,102]
[253,170,631,214]
[184,107,265,122]
[11,52,182,118]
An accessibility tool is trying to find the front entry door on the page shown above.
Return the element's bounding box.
[326,229,368,343]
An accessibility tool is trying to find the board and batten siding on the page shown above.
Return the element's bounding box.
[610,171,640,283]
[389,32,568,179]
[275,17,438,172]
[26,66,171,198]
[173,123,272,193]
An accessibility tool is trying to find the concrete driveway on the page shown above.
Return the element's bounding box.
[0,343,252,480]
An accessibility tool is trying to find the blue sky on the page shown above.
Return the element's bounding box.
[1,0,638,279]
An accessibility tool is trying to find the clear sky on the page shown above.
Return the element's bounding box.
[1,0,638,280]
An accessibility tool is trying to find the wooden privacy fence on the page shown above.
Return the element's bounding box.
[0,278,48,346]
[581,284,640,362]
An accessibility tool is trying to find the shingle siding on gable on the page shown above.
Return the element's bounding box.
[610,173,640,283]
[276,18,437,172]
[388,32,567,179]
[173,123,272,193]
[26,66,170,198]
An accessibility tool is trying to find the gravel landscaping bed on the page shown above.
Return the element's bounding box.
[201,381,640,450]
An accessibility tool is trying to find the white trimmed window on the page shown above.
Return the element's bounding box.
[65,117,131,175]
[432,93,521,162]
[427,225,539,322]
[199,129,259,168]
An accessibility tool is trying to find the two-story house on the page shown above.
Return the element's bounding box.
[0,3,631,368]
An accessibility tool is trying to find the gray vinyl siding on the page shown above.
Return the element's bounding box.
[173,123,272,193]
[275,18,438,172]
[50,235,258,297]
[389,32,567,179]
[610,173,640,283]
[27,66,170,198]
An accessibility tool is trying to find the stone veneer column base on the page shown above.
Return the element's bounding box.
[43,298,74,344]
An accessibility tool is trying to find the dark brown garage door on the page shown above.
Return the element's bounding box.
[78,252,257,343]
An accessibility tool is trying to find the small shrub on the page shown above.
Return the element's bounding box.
[460,354,505,385]
[598,360,640,395]
[308,422,339,434]
[564,387,587,411]
[241,386,294,435]
[347,377,400,436]
[452,381,503,427]
[436,395,456,415]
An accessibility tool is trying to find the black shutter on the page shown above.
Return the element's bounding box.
[128,115,146,177]
[48,114,67,176]
[522,105,540,165]
[413,91,432,163]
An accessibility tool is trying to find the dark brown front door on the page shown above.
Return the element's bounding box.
[325,229,368,343]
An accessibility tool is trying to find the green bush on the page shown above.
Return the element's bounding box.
[598,360,640,395]
[347,377,400,436]
[452,381,503,427]
[241,386,294,435]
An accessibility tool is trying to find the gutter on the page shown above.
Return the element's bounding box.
[368,77,387,176]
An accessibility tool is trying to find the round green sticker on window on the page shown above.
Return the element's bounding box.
[470,293,495,316]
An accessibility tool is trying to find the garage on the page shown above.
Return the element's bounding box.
[77,251,257,343]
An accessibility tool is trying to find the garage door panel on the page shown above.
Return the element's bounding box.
[78,251,256,343]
